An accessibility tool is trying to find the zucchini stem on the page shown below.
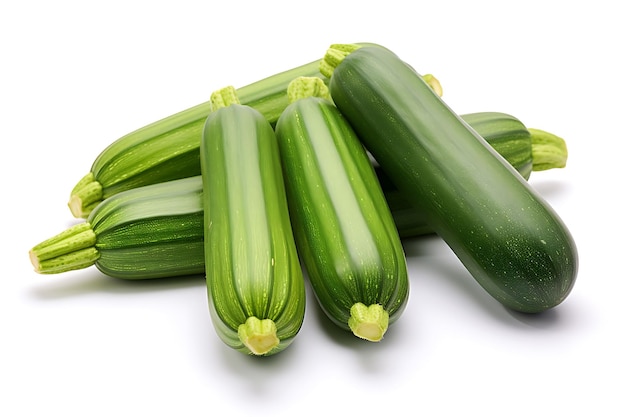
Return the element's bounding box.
[529,128,568,171]
[319,43,362,78]
[29,222,100,274]
[348,303,389,342]
[320,44,442,96]
[68,172,103,219]
[210,86,240,111]
[237,316,280,355]
[286,76,330,103]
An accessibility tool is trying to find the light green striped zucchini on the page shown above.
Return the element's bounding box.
[68,42,443,219]
[30,176,204,279]
[200,86,305,356]
[67,59,320,219]
[274,77,409,341]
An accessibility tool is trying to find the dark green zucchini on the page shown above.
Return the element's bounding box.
[322,45,578,313]
[380,111,568,238]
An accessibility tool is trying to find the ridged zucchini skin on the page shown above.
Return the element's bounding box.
[325,46,578,313]
[90,177,205,279]
[68,43,390,219]
[200,102,305,355]
[67,61,325,219]
[275,94,409,340]
[30,111,567,280]
[30,108,564,279]
[458,112,532,180]
[30,176,205,279]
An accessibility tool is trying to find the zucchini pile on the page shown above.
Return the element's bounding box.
[29,42,576,356]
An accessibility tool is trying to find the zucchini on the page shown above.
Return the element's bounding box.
[321,44,578,313]
[30,176,205,279]
[200,86,305,356]
[29,115,568,278]
[275,77,409,341]
[67,42,442,219]
[67,59,322,219]
[380,112,568,237]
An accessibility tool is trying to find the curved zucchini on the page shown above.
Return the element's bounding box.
[200,87,305,356]
[322,45,578,313]
[275,77,409,341]
[30,176,205,279]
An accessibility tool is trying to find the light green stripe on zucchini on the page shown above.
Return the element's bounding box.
[275,77,409,341]
[201,87,305,355]
[301,95,383,274]
[67,42,441,219]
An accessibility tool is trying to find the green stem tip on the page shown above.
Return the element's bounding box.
[319,43,362,79]
[529,128,568,171]
[68,172,103,219]
[238,316,280,356]
[29,222,100,274]
[348,303,390,342]
[210,85,240,111]
[287,76,331,103]
[319,44,443,98]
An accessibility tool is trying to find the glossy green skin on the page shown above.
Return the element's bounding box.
[275,97,409,331]
[381,111,533,237]
[90,61,323,198]
[329,46,578,313]
[88,176,205,279]
[201,104,305,355]
[459,112,533,180]
[88,43,386,200]
[84,112,535,278]
[80,112,537,280]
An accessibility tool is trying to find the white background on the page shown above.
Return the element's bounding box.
[2,1,624,416]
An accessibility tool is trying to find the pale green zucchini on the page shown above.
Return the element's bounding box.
[30,176,205,279]
[274,77,409,341]
[67,59,322,219]
[68,42,444,219]
[200,86,305,356]
[68,43,441,218]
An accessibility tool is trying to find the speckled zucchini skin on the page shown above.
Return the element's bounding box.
[327,46,578,313]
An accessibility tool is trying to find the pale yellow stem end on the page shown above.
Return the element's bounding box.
[68,172,103,219]
[210,86,240,111]
[422,73,443,97]
[238,316,280,355]
[348,303,389,342]
[287,76,330,103]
